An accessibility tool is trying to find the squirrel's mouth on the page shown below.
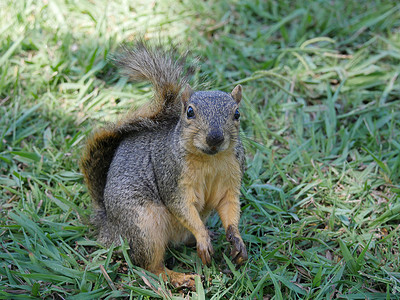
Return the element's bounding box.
[201,146,220,155]
[193,138,229,156]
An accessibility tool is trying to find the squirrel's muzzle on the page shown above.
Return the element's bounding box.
[206,130,224,148]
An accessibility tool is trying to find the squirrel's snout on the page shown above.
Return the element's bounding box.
[206,130,224,148]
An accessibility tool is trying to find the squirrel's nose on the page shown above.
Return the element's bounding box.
[206,130,224,147]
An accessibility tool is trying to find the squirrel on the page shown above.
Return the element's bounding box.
[80,41,248,289]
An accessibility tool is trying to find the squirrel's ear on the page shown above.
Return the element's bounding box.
[181,84,194,106]
[231,84,242,104]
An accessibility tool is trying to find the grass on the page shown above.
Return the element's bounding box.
[1,0,400,298]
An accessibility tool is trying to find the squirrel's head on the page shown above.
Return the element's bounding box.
[180,84,242,156]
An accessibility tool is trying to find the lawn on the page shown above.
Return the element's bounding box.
[1,0,400,299]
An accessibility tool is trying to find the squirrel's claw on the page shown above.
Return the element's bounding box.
[226,225,248,266]
[230,238,248,265]
[171,274,197,291]
[197,237,214,265]
[162,269,198,291]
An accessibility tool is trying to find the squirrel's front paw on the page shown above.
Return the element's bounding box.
[230,238,247,265]
[197,237,214,265]
[226,225,248,266]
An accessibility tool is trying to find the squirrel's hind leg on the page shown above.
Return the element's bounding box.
[154,267,197,291]
[130,203,198,290]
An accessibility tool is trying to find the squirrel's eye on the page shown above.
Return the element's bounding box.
[187,106,195,119]
[234,109,240,120]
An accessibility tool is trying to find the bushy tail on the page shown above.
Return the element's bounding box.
[113,41,193,119]
[80,40,193,218]
[80,128,122,218]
